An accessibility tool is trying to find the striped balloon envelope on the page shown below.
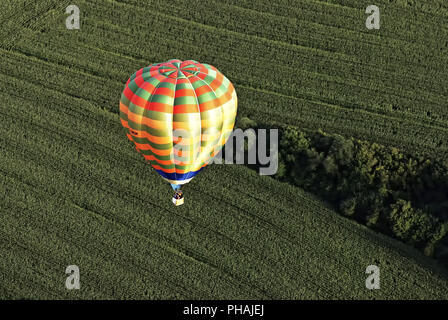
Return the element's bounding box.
[119,59,237,191]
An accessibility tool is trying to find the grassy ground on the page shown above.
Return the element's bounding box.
[0,0,447,299]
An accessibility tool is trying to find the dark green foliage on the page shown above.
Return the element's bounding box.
[235,116,258,131]
[340,197,357,217]
[389,200,438,244]
[275,125,448,255]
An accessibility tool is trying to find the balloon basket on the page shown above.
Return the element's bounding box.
[172,197,184,206]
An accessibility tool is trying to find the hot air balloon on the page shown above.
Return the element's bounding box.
[119,59,237,205]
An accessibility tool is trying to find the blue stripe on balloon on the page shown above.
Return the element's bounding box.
[155,167,204,182]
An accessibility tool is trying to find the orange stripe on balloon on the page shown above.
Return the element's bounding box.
[175,88,195,98]
[126,111,166,129]
[199,99,219,112]
[187,76,202,84]
[217,93,232,105]
[209,72,224,91]
[144,132,172,144]
[154,87,174,97]
[148,102,173,113]
[133,142,151,151]
[122,86,134,101]
[174,168,195,174]
[126,111,144,124]
[120,101,129,114]
[145,155,194,168]
[151,164,176,173]
[131,95,150,109]
[150,146,172,156]
[195,85,212,97]
[135,141,172,156]
[173,104,199,114]
[172,121,200,130]
[141,82,156,95]
[121,121,171,144]
[121,118,130,129]
[195,73,207,80]
[146,155,174,166]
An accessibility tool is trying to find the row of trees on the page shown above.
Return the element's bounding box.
[237,117,448,257]
[274,125,448,256]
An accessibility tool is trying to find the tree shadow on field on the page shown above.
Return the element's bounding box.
[232,116,448,273]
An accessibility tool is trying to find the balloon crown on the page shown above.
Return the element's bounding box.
[158,59,200,79]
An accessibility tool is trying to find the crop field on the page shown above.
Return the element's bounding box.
[1,0,448,299]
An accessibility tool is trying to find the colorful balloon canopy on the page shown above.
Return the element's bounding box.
[119,59,238,187]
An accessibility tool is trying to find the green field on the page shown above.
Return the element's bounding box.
[1,0,448,299]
